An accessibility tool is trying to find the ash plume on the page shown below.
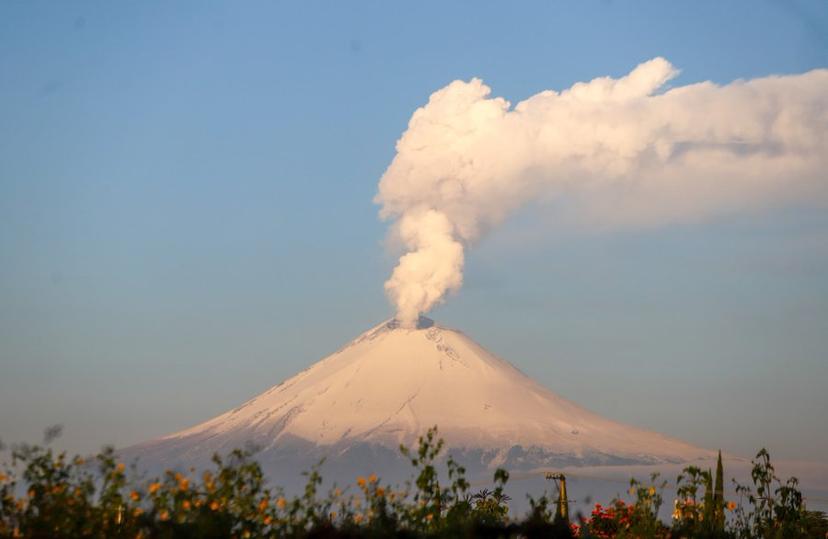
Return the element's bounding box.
[375,57,828,327]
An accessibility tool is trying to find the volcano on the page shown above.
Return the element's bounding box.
[123,318,712,485]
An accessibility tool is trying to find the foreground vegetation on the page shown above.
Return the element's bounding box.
[0,427,826,538]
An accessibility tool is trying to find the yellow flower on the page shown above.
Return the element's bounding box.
[356,476,367,488]
[672,508,681,520]
[648,487,656,496]
[130,491,141,502]
[330,511,337,520]
[276,497,287,510]
[628,487,636,495]
[159,509,170,521]
[148,482,161,495]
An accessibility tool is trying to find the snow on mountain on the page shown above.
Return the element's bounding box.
[122,318,713,481]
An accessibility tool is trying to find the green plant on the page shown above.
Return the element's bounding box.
[732,448,808,539]
[0,427,819,538]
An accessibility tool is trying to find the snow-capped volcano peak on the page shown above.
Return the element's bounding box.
[126,318,712,472]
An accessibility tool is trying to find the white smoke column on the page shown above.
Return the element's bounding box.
[384,209,464,328]
[376,58,828,326]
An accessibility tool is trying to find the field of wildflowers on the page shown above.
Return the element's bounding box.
[0,427,825,538]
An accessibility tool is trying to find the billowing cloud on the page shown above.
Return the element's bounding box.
[376,58,828,327]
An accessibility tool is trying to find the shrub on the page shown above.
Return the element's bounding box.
[0,428,821,538]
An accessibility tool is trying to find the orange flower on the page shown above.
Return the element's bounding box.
[210,500,220,511]
[376,487,386,497]
[368,473,378,484]
[178,478,189,491]
[116,463,126,473]
[276,497,287,510]
[130,491,141,502]
[356,476,366,488]
[263,515,273,525]
[182,500,191,511]
[726,501,737,511]
[158,509,170,521]
[258,498,269,512]
[148,482,161,495]
[133,507,144,517]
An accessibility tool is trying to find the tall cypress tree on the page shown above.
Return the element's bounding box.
[714,450,725,531]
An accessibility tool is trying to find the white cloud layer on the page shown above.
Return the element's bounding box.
[375,58,828,327]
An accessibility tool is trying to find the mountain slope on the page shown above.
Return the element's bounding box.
[124,318,712,475]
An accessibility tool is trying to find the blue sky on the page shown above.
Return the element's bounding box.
[1,1,827,460]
